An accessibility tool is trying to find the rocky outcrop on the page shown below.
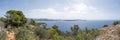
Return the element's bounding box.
[6,29,15,40]
[39,23,47,28]
[95,24,120,40]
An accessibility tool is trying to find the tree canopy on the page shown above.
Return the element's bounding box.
[71,25,79,35]
[30,19,36,25]
[0,10,27,27]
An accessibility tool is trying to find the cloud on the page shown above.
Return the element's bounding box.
[26,0,116,20]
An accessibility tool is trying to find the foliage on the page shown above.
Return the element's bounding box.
[76,30,86,40]
[0,30,7,40]
[103,25,108,27]
[14,27,35,40]
[52,25,62,35]
[65,31,71,36]
[0,24,100,40]
[113,21,120,25]
[47,28,59,39]
[0,10,102,40]
[29,19,36,25]
[76,29,100,40]
[0,17,7,23]
[47,28,68,40]
[52,25,58,29]
[71,25,79,35]
[4,10,27,27]
[54,34,67,40]
[33,26,48,40]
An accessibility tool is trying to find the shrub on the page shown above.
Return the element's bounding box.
[1,10,27,27]
[113,21,120,25]
[29,19,36,25]
[15,27,35,40]
[71,25,79,36]
[0,30,7,40]
[54,34,67,40]
[33,26,48,40]
[76,31,86,40]
[47,28,59,39]
[52,25,62,35]
[76,29,100,40]
[103,25,108,27]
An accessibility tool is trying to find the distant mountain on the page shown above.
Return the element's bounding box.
[31,18,86,21]
[35,18,57,21]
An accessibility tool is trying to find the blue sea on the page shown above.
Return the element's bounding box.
[37,20,115,32]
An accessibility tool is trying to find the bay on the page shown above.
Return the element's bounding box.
[37,20,115,32]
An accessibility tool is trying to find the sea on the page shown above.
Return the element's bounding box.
[37,20,116,32]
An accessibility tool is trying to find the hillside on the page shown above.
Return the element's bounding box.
[95,24,120,40]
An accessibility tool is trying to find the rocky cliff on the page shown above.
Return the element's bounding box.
[95,24,120,40]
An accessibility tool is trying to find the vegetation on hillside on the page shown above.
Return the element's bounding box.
[113,21,120,25]
[0,10,105,40]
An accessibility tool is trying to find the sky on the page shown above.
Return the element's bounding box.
[0,0,120,20]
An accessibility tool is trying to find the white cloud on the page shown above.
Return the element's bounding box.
[26,0,115,20]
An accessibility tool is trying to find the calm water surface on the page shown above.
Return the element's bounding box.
[37,20,115,32]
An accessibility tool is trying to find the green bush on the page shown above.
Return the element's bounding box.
[54,35,67,40]
[15,27,35,40]
[71,25,79,36]
[29,19,36,25]
[76,31,86,40]
[0,30,7,40]
[103,25,108,27]
[76,29,100,40]
[113,21,120,25]
[1,10,27,28]
[52,25,62,35]
[33,26,48,40]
